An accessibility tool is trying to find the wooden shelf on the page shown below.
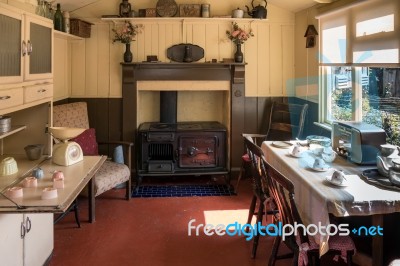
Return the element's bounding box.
[0,126,26,140]
[54,30,83,41]
[101,17,268,23]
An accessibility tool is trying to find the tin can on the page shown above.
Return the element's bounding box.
[201,4,210,18]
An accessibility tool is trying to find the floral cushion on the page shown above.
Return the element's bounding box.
[71,128,98,156]
[53,102,90,129]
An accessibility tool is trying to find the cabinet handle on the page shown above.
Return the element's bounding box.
[37,89,47,93]
[25,216,32,233]
[0,96,11,100]
[27,40,33,55]
[20,222,26,239]
[22,41,27,56]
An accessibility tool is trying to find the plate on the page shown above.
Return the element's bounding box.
[156,0,178,17]
[272,141,293,149]
[309,166,330,172]
[325,176,348,187]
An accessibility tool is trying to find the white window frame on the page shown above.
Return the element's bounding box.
[318,0,400,127]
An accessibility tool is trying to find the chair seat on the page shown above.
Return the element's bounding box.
[94,160,130,197]
[242,154,250,162]
[295,234,356,266]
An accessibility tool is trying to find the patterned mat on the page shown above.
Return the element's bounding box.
[132,184,235,198]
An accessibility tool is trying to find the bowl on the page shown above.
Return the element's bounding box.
[49,127,85,141]
[306,135,331,147]
[0,157,18,176]
[24,144,44,160]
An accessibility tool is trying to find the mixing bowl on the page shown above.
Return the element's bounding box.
[24,144,44,160]
[0,157,18,176]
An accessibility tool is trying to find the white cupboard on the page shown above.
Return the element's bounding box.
[0,213,53,266]
[0,3,53,85]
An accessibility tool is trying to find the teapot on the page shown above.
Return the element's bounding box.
[376,144,400,177]
[245,0,267,19]
[389,158,400,187]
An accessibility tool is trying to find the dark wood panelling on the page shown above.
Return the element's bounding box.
[55,96,321,176]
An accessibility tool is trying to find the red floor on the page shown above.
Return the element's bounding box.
[50,177,352,266]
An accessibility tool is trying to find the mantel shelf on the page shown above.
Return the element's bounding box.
[101,17,268,24]
[0,125,26,140]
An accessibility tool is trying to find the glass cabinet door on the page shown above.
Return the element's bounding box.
[24,14,53,81]
[0,7,24,84]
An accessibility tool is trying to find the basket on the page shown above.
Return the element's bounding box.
[70,19,92,38]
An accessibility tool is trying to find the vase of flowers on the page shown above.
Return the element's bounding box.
[226,22,254,63]
[112,21,142,63]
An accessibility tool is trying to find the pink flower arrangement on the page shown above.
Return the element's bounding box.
[112,21,143,44]
[226,22,254,45]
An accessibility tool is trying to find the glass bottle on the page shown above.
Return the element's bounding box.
[63,11,70,34]
[53,3,63,32]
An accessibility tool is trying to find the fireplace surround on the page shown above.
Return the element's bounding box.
[121,62,246,180]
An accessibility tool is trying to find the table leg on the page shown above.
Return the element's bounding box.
[88,176,95,223]
[372,214,383,266]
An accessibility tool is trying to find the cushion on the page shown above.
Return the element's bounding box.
[71,128,98,155]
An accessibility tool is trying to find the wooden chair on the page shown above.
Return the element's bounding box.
[261,156,356,266]
[243,134,277,258]
[235,101,308,193]
[53,102,133,200]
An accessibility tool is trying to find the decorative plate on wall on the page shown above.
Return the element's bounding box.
[156,0,178,17]
[167,43,204,63]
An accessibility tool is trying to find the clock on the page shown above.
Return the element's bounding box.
[156,0,178,17]
[52,141,83,166]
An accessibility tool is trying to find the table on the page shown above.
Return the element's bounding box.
[261,141,400,266]
[0,155,106,223]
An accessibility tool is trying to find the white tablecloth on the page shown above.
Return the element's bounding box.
[261,141,400,255]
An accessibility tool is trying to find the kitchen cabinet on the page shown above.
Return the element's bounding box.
[0,213,53,266]
[0,3,53,84]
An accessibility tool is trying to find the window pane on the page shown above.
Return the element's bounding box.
[362,67,400,145]
[327,67,353,122]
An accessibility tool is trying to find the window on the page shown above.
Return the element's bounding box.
[318,0,400,145]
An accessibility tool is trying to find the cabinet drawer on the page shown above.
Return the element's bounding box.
[24,84,53,103]
[0,88,23,110]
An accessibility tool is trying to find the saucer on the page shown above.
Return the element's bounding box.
[272,141,293,149]
[310,166,330,172]
[287,151,303,158]
[325,176,348,187]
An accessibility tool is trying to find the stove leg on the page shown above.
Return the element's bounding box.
[133,175,142,193]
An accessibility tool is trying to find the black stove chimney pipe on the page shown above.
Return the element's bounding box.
[160,91,177,123]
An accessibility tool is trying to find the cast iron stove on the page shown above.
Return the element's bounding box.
[138,121,227,176]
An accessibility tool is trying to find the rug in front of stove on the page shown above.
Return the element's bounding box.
[132,184,235,198]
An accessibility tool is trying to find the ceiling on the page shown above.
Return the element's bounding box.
[57,0,322,14]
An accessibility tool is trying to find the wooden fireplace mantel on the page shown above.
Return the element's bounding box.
[121,62,246,176]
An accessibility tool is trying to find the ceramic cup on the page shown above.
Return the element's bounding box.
[32,168,44,179]
[52,171,64,181]
[291,144,303,157]
[331,170,345,184]
[7,186,23,199]
[22,176,38,188]
[313,158,327,169]
[41,187,58,200]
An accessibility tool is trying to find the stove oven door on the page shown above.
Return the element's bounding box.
[178,135,218,168]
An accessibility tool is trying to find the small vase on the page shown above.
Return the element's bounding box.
[234,43,243,63]
[124,43,133,63]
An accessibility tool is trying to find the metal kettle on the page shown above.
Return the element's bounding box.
[245,0,267,19]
